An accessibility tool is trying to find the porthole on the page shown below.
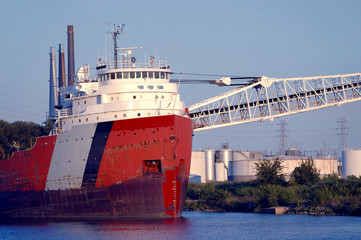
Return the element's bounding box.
[86,118,88,122]
[84,100,86,104]
[161,95,164,99]
[79,119,81,123]
[155,95,159,99]
[96,116,99,120]
[123,114,127,117]
[133,96,136,99]
[137,113,141,117]
[111,97,113,101]
[114,114,117,118]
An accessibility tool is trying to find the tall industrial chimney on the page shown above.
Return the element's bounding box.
[49,47,58,120]
[67,25,75,86]
[58,44,66,87]
[58,44,66,104]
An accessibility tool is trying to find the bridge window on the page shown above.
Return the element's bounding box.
[123,72,129,78]
[117,72,122,79]
[161,72,165,79]
[142,72,147,78]
[130,72,135,78]
[155,72,159,79]
[136,72,141,78]
[111,73,115,79]
[149,72,154,78]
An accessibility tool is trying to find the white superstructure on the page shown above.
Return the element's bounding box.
[54,50,185,134]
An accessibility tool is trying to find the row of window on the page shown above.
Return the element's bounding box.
[137,85,164,90]
[76,85,165,105]
[66,110,173,125]
[100,71,169,81]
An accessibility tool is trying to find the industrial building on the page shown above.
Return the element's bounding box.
[190,145,339,183]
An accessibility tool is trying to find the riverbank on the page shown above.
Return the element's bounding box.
[184,177,361,216]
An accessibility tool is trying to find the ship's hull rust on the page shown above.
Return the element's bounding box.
[0,115,192,219]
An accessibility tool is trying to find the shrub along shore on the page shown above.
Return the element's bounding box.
[184,176,361,216]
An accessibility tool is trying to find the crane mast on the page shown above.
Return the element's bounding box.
[187,73,361,131]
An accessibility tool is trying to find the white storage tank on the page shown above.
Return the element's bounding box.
[232,151,250,161]
[342,149,361,178]
[190,151,206,183]
[228,160,258,182]
[204,149,216,181]
[217,148,233,180]
[215,162,226,182]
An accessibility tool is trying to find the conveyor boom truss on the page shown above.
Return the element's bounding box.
[187,73,361,131]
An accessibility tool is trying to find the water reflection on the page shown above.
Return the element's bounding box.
[89,217,191,239]
[1,212,361,240]
[0,216,191,240]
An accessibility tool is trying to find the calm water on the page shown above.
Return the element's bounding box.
[1,212,361,240]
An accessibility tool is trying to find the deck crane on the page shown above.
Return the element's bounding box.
[186,73,361,131]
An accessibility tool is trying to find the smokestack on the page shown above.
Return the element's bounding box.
[67,25,75,86]
[49,47,58,120]
[58,44,66,88]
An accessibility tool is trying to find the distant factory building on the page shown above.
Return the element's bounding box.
[190,145,338,183]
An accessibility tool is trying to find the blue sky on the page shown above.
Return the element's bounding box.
[1,0,361,153]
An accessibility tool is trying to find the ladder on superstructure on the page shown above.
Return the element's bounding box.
[187,73,361,131]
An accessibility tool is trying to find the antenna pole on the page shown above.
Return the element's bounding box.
[113,25,118,69]
[111,24,125,69]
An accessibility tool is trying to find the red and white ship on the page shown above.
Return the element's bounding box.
[0,25,192,219]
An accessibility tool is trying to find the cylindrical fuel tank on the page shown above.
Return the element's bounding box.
[342,149,361,178]
[204,149,216,181]
[215,162,225,182]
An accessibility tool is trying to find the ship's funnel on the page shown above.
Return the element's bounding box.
[49,47,58,120]
[58,44,66,104]
[67,25,75,86]
[58,44,66,88]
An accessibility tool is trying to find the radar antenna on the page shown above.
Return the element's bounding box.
[109,23,125,69]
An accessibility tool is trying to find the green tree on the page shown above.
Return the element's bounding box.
[199,183,226,210]
[291,157,320,185]
[255,158,285,185]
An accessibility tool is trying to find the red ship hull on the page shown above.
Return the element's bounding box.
[0,115,192,219]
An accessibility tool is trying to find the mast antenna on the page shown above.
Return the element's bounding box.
[110,23,125,69]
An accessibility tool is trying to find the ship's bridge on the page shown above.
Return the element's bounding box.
[55,50,185,134]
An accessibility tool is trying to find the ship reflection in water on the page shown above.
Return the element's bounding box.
[93,218,190,239]
[1,212,361,239]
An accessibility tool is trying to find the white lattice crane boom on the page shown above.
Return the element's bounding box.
[186,73,361,132]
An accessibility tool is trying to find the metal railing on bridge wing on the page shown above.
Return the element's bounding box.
[186,73,361,131]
